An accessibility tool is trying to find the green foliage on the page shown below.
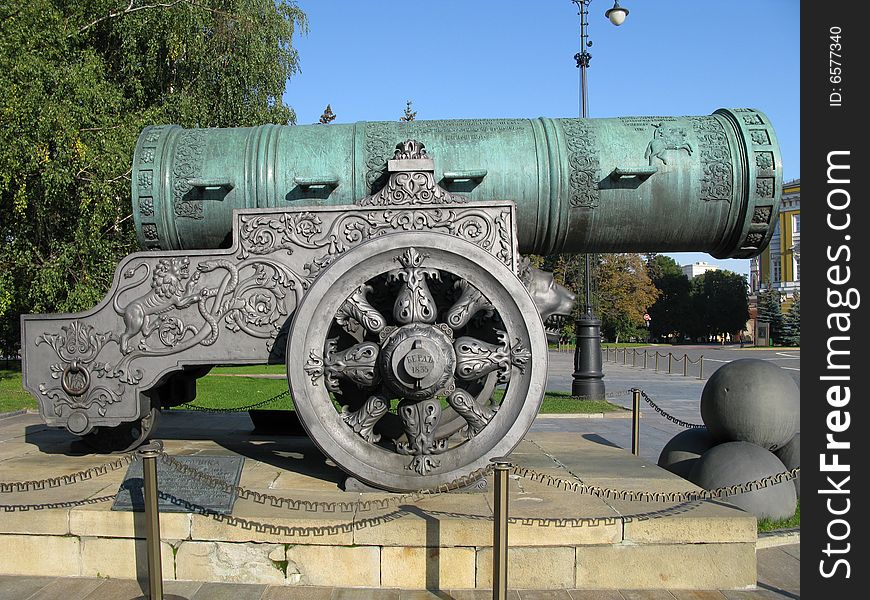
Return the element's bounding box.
[0,0,307,354]
[780,293,800,346]
[691,270,749,339]
[757,290,785,345]
[757,501,800,533]
[400,99,417,121]
[595,254,660,343]
[646,256,692,341]
[319,104,336,124]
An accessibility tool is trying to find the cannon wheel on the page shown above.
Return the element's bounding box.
[287,232,547,492]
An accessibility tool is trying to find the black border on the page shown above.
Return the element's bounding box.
[801,3,867,595]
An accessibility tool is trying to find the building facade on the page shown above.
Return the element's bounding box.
[747,178,799,344]
[750,178,800,299]
[681,261,720,279]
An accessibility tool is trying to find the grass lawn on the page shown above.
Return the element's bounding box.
[758,501,800,533]
[0,363,626,415]
[188,376,624,414]
[0,367,36,413]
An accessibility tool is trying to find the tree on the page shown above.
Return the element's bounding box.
[781,294,800,347]
[756,290,784,345]
[646,255,692,342]
[691,270,749,341]
[595,254,660,343]
[319,104,336,124]
[400,100,417,122]
[0,1,307,355]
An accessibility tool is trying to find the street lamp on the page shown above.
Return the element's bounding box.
[570,0,629,400]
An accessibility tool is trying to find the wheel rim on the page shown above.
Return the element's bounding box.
[287,232,546,491]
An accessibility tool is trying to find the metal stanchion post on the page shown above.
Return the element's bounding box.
[135,441,184,600]
[668,353,672,374]
[631,390,640,456]
[622,349,626,365]
[632,349,636,367]
[491,457,511,600]
[699,356,704,379]
[655,352,659,371]
[141,441,164,600]
[643,351,647,369]
[683,355,688,377]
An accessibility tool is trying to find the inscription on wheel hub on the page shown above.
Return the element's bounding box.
[380,323,455,400]
[404,346,435,379]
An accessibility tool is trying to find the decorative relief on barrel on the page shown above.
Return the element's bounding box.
[756,178,775,199]
[734,108,779,255]
[365,122,396,192]
[173,129,207,220]
[688,117,733,202]
[138,198,154,217]
[559,119,600,209]
[644,124,693,166]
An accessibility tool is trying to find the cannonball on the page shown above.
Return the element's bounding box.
[689,441,796,520]
[774,432,801,500]
[700,358,799,450]
[657,427,716,479]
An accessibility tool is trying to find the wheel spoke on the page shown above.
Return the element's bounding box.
[323,338,380,392]
[335,284,386,337]
[396,398,448,475]
[445,279,494,329]
[446,388,497,439]
[341,394,389,443]
[388,247,439,324]
[454,330,531,382]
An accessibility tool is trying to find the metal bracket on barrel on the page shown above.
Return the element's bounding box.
[442,169,487,182]
[187,178,235,191]
[293,176,340,190]
[608,166,657,181]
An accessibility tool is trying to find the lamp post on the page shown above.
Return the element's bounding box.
[570,0,628,400]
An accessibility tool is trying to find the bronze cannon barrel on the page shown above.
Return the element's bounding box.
[132,108,782,258]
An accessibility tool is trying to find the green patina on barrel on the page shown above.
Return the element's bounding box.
[132,108,782,258]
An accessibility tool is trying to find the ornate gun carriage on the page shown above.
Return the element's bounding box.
[21,109,782,491]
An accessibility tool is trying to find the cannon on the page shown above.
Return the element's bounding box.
[21,109,782,491]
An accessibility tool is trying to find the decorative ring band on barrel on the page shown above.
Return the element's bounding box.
[132,108,782,259]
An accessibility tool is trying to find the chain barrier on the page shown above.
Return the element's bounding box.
[511,464,800,503]
[572,388,634,401]
[159,451,494,513]
[635,388,705,429]
[178,389,290,412]
[0,452,138,493]
[0,442,799,522]
[1,494,116,512]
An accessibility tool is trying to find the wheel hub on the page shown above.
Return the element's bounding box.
[379,323,456,400]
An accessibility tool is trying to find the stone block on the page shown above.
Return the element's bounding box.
[574,543,756,589]
[70,505,191,540]
[0,534,80,576]
[285,544,380,587]
[175,540,286,584]
[476,546,575,589]
[381,546,475,589]
[619,501,756,544]
[80,536,175,580]
[352,494,493,547]
[0,507,69,535]
[501,491,622,546]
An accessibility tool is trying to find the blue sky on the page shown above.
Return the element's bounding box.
[283,0,800,275]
